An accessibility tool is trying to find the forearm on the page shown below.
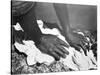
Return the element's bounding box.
[53,3,71,42]
[53,4,71,33]
[18,6,42,45]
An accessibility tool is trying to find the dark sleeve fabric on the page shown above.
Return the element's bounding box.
[11,1,35,16]
[18,5,43,45]
[11,1,43,45]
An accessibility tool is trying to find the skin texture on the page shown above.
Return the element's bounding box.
[37,34,69,60]
[53,4,88,51]
[12,1,69,60]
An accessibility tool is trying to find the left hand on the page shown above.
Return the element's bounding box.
[36,34,69,60]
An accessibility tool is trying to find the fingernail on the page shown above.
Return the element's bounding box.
[65,51,69,55]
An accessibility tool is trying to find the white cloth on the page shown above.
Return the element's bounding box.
[13,20,97,70]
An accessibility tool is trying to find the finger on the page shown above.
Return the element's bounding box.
[89,36,95,43]
[80,41,87,55]
[54,48,66,58]
[56,45,69,55]
[83,37,89,43]
[74,45,81,51]
[80,36,88,43]
[70,43,80,51]
[80,40,85,45]
[50,51,60,61]
[80,45,87,53]
[57,38,69,48]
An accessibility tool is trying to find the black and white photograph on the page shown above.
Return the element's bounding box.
[11,0,97,74]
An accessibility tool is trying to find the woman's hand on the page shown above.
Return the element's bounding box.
[67,30,88,52]
[37,34,69,60]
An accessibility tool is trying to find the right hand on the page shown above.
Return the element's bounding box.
[66,30,88,52]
